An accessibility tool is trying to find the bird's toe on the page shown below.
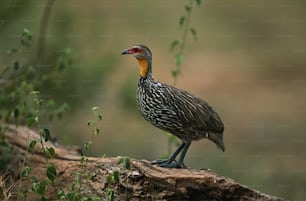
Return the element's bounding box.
[153,160,186,169]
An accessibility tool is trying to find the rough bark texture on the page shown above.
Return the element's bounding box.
[0,124,286,201]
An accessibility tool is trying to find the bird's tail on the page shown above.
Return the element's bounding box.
[208,132,225,152]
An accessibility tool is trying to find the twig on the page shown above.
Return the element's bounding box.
[172,0,195,85]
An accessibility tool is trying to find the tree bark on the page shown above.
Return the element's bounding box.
[0,124,286,201]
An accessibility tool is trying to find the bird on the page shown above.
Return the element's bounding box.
[121,44,225,168]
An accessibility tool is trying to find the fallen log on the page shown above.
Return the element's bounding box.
[0,124,286,201]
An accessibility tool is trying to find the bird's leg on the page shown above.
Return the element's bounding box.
[158,142,191,168]
[175,142,191,168]
[152,142,185,165]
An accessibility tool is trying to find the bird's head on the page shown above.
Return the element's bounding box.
[121,45,152,78]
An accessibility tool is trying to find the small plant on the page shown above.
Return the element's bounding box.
[0,27,71,198]
[104,156,131,201]
[0,28,71,200]
[0,28,35,125]
[0,26,107,201]
[170,0,201,84]
[59,107,103,201]
[18,90,59,200]
[164,0,202,157]
[117,156,131,171]
[0,27,71,126]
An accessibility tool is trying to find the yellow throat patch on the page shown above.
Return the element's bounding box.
[136,58,149,78]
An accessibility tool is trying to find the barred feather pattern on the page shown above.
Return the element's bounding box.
[137,75,225,151]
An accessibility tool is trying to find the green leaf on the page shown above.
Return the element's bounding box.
[80,156,87,164]
[21,166,32,177]
[31,90,40,95]
[46,163,57,181]
[71,183,77,191]
[46,147,55,158]
[6,48,17,54]
[92,106,102,120]
[87,120,92,126]
[113,170,120,183]
[75,172,82,184]
[29,140,37,153]
[13,108,19,119]
[31,176,38,183]
[40,128,50,142]
[27,117,38,127]
[21,28,32,47]
[171,68,179,78]
[84,141,92,150]
[22,28,32,39]
[31,180,38,192]
[185,5,191,12]
[195,0,202,6]
[91,106,99,111]
[56,190,65,200]
[124,157,131,170]
[175,54,183,66]
[40,197,49,201]
[13,60,19,70]
[43,128,51,142]
[190,27,197,40]
[37,180,48,197]
[118,157,124,164]
[32,180,49,197]
[179,16,186,27]
[118,156,131,170]
[170,40,180,51]
[66,192,73,200]
[107,189,114,201]
[106,175,112,183]
[92,107,100,112]
[94,128,100,135]
[56,48,74,71]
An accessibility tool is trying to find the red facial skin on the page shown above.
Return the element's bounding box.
[128,47,144,54]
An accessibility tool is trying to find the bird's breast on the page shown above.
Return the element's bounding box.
[136,79,186,134]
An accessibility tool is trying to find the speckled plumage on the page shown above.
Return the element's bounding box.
[122,45,225,168]
[137,75,224,147]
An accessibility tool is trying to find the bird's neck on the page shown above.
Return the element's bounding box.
[138,72,155,87]
[136,58,151,78]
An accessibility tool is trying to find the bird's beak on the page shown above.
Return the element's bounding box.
[121,48,130,55]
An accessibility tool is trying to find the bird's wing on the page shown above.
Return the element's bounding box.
[162,84,224,133]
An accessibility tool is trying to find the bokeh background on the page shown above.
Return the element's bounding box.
[1,0,306,200]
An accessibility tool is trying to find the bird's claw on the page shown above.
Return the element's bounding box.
[151,158,173,165]
[151,159,186,169]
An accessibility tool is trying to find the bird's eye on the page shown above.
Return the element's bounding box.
[133,47,141,53]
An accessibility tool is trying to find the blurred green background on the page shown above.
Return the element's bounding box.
[1,0,306,200]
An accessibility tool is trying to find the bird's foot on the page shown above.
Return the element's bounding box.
[151,158,172,165]
[158,161,186,168]
[152,159,186,169]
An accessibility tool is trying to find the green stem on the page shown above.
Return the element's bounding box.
[178,0,193,59]
[173,0,194,85]
[167,0,196,156]
[0,65,9,77]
